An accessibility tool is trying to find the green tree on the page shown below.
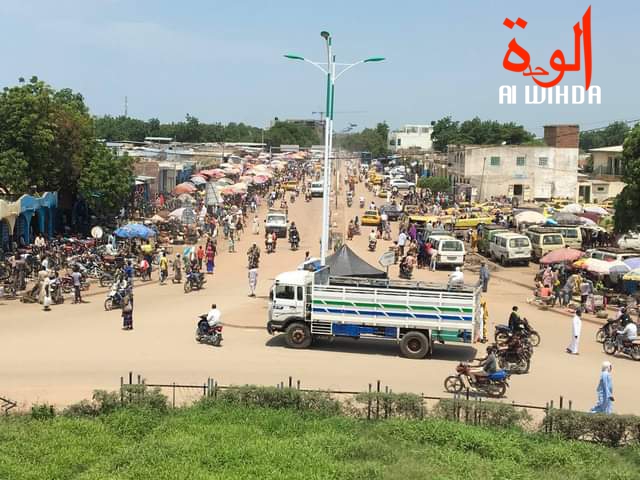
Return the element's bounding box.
[337,122,389,158]
[0,149,29,193]
[265,122,320,147]
[417,176,450,193]
[430,116,534,151]
[78,146,134,219]
[580,121,630,151]
[614,124,640,232]
[431,116,460,151]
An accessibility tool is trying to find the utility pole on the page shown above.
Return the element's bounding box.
[124,96,128,117]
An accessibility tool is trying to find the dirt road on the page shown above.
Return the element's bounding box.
[1,176,635,414]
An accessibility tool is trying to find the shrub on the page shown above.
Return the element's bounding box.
[543,409,640,446]
[63,385,168,418]
[353,392,425,419]
[432,399,531,430]
[30,403,56,420]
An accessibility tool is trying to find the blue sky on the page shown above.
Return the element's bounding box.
[0,0,637,136]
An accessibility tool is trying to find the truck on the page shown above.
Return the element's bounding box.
[267,268,480,359]
[265,209,288,238]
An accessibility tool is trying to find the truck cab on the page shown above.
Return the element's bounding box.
[265,209,288,238]
[267,270,311,332]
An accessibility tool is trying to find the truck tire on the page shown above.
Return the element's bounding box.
[400,331,430,359]
[285,322,312,349]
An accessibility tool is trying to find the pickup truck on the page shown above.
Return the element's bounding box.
[267,268,480,359]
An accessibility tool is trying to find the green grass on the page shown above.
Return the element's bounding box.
[1,404,639,480]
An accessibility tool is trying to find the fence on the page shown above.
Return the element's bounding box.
[1,396,17,415]
[120,371,573,423]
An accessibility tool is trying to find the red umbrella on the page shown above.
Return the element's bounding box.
[579,211,601,223]
[540,248,584,265]
[173,182,196,195]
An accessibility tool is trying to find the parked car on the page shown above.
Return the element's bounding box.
[390,178,415,190]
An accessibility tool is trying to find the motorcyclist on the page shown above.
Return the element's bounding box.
[470,345,499,383]
[368,229,377,245]
[206,303,222,329]
[289,222,300,245]
[616,318,638,350]
[359,196,365,208]
[508,306,523,333]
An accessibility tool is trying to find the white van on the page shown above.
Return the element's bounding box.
[310,181,324,197]
[429,235,465,269]
[490,232,532,266]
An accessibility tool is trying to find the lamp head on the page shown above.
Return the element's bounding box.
[320,31,331,40]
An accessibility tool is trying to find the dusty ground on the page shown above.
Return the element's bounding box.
[1,175,636,414]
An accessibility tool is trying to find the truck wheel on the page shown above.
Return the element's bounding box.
[285,322,312,349]
[400,331,429,359]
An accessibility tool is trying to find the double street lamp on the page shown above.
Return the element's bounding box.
[285,31,384,265]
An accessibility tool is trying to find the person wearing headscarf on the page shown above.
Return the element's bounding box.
[591,361,614,414]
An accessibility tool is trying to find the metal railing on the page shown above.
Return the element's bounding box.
[1,396,17,415]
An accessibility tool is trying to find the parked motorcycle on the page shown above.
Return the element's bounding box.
[603,335,640,361]
[184,271,206,293]
[444,363,510,398]
[196,315,223,347]
[399,262,413,280]
[494,320,540,347]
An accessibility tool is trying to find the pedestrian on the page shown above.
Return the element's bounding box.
[71,265,83,304]
[206,242,216,274]
[252,215,260,235]
[197,245,205,270]
[159,252,169,285]
[248,267,258,297]
[42,274,52,311]
[397,230,407,257]
[479,262,490,293]
[591,361,614,414]
[122,291,133,330]
[173,253,182,283]
[566,308,582,355]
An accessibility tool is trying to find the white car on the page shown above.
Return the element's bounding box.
[618,232,640,250]
[390,179,415,190]
[310,181,324,197]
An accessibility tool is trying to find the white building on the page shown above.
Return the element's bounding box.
[447,125,579,202]
[388,124,433,152]
[576,145,626,203]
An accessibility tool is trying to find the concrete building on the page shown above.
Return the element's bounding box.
[576,145,626,203]
[447,125,579,202]
[388,124,433,152]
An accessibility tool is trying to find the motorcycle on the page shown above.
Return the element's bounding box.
[305,192,312,202]
[347,196,353,208]
[444,363,510,398]
[496,341,531,374]
[289,234,300,251]
[196,315,223,347]
[596,318,621,343]
[603,334,640,361]
[290,193,296,204]
[104,284,127,311]
[50,280,65,305]
[494,320,540,347]
[184,271,206,293]
[359,199,365,208]
[368,239,377,252]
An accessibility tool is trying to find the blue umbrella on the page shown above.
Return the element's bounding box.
[114,223,156,239]
[623,257,640,270]
[545,218,558,225]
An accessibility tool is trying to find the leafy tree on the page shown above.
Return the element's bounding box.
[337,122,390,158]
[265,121,320,147]
[78,146,134,219]
[614,124,640,232]
[580,121,630,151]
[417,176,450,193]
[430,116,534,152]
[0,149,29,193]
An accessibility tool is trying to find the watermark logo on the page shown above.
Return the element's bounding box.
[499,6,600,104]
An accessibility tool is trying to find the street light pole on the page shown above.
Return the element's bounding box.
[284,37,384,265]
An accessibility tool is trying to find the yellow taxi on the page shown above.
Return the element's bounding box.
[377,188,388,198]
[284,180,298,191]
[453,216,494,230]
[361,210,381,226]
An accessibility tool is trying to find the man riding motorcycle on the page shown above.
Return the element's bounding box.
[616,318,638,350]
[207,303,222,329]
[368,229,377,251]
[289,222,300,248]
[469,345,499,383]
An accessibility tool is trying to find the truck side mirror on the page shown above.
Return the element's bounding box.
[269,289,274,300]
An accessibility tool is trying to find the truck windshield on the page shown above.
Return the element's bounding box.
[267,215,286,226]
[275,285,295,300]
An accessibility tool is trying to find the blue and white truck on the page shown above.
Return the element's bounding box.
[267,268,480,359]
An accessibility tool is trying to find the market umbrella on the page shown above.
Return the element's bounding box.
[580,211,601,223]
[553,212,582,224]
[177,193,195,204]
[230,182,248,192]
[254,175,269,184]
[584,205,609,215]
[515,211,546,225]
[561,203,584,214]
[173,182,196,194]
[190,175,207,185]
[114,223,156,239]
[576,258,630,276]
[150,214,166,223]
[169,207,185,219]
[623,257,640,270]
[540,248,584,265]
